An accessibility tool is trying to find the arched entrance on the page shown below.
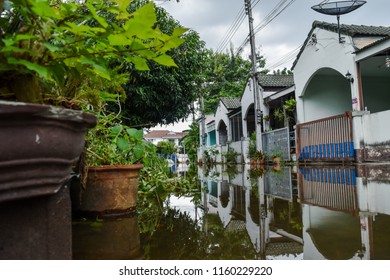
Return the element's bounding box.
[245,104,255,138]
[302,68,351,122]
[218,120,228,146]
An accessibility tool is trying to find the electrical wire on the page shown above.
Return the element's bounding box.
[266,44,302,71]
[215,0,264,54]
[215,5,246,53]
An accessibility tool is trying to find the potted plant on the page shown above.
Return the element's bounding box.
[75,113,149,216]
[270,151,283,165]
[0,0,186,258]
[0,0,185,197]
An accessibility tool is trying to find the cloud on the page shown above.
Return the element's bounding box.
[159,0,390,70]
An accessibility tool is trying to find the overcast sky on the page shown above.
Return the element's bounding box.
[157,0,389,71]
[152,0,390,131]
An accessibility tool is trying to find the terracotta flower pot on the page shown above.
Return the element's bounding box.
[79,164,144,216]
[0,101,97,202]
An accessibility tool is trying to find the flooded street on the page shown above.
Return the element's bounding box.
[72,163,390,260]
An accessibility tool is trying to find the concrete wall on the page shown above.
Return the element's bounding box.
[293,28,359,124]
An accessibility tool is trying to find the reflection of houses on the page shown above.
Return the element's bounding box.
[293,21,390,162]
[199,75,296,163]
[199,165,303,259]
[299,165,390,259]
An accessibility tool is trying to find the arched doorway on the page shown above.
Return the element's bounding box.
[245,104,255,138]
[302,68,351,122]
[218,120,228,146]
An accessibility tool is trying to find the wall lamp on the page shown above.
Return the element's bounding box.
[345,71,354,83]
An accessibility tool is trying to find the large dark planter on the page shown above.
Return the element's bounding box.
[0,101,97,202]
[78,164,144,217]
[0,101,97,259]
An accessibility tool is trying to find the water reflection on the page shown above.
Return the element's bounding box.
[72,163,390,260]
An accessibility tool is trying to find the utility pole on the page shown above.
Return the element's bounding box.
[245,0,263,151]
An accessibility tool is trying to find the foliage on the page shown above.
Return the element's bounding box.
[108,0,208,127]
[270,151,283,159]
[0,0,186,105]
[181,122,199,164]
[203,146,219,165]
[273,107,284,122]
[202,45,268,114]
[247,132,267,162]
[283,97,297,125]
[224,147,239,165]
[85,113,147,166]
[157,141,175,155]
[272,67,293,75]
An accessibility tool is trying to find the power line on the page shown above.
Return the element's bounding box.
[215,5,247,53]
[266,44,302,71]
[253,0,297,36]
[215,1,264,54]
[235,0,297,63]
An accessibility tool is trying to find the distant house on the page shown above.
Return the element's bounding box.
[293,21,390,162]
[144,130,188,147]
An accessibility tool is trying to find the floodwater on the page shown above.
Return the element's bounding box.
[72,163,390,260]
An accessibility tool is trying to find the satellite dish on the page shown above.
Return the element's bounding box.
[311,1,367,43]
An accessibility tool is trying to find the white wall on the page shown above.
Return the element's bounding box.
[294,28,360,123]
[362,110,390,146]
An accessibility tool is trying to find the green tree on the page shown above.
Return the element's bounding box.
[202,45,267,114]
[157,141,175,155]
[182,122,200,164]
[273,67,293,75]
[110,0,208,127]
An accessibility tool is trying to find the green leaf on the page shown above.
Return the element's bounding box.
[86,3,108,28]
[41,42,60,52]
[133,143,144,161]
[130,2,156,29]
[31,0,61,19]
[110,125,122,137]
[114,0,131,13]
[116,137,130,152]
[7,57,50,79]
[80,57,111,80]
[127,56,149,71]
[153,54,177,67]
[127,128,143,140]
[108,33,133,46]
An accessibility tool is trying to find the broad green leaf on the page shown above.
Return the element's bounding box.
[86,3,108,28]
[133,143,144,161]
[116,137,130,152]
[108,33,133,46]
[127,56,149,71]
[15,34,38,41]
[153,54,177,67]
[80,57,111,80]
[7,57,49,79]
[158,37,186,53]
[171,27,189,38]
[130,2,156,29]
[110,125,122,136]
[114,0,131,13]
[31,0,61,19]
[126,128,143,140]
[41,42,60,52]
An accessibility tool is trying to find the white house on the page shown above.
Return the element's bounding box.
[144,130,187,147]
[199,75,296,164]
[293,21,390,162]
